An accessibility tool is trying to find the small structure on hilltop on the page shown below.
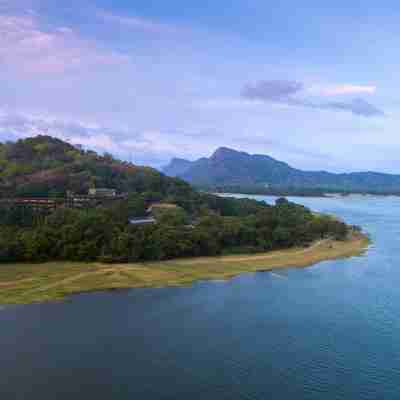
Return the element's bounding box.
[129,203,177,226]
[88,188,117,197]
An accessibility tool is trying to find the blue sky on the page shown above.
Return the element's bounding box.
[1,0,400,172]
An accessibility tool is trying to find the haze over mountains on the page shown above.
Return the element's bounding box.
[163,147,400,193]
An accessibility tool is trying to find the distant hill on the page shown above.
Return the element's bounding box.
[163,147,400,193]
[0,135,194,198]
[162,157,194,177]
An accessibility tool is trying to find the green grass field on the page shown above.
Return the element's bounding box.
[0,233,370,305]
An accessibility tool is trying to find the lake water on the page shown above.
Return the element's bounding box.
[2,195,400,399]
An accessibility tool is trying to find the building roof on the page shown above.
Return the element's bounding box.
[89,188,116,192]
[129,217,156,225]
[88,188,117,197]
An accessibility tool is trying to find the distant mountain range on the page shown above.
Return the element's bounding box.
[163,147,400,194]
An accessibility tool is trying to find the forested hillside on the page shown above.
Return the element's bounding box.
[0,136,357,264]
[0,135,192,199]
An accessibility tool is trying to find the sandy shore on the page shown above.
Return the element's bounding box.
[0,233,370,305]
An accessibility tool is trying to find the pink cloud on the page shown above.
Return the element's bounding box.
[311,84,377,96]
[0,14,129,75]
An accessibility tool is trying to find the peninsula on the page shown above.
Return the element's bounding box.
[0,136,369,304]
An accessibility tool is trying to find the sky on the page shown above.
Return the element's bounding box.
[1,0,400,172]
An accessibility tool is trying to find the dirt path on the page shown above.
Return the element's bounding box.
[24,265,150,294]
[25,271,95,294]
[221,240,328,262]
[0,277,36,288]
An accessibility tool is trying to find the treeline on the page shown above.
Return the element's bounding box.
[0,197,353,263]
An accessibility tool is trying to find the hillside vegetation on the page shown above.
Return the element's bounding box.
[0,135,192,199]
[0,136,359,264]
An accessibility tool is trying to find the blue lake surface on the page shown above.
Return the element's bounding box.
[2,195,400,399]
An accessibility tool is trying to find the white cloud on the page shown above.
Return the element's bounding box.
[0,110,186,167]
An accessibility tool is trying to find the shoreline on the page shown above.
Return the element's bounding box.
[0,233,370,305]
[217,191,400,199]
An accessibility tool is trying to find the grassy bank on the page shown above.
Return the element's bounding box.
[0,233,370,305]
